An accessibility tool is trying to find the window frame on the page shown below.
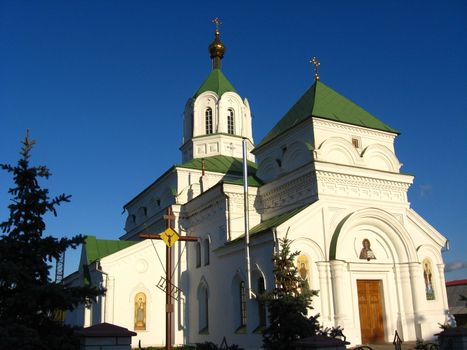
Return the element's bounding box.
[227,108,235,135]
[239,281,247,327]
[205,108,213,134]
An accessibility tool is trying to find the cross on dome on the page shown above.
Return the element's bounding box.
[212,17,222,34]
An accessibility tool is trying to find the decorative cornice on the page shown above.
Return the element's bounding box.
[313,118,396,139]
[316,170,410,202]
[259,172,317,213]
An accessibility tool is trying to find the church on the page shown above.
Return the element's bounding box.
[64,23,450,349]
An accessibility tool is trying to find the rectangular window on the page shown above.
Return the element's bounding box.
[240,282,247,327]
[227,109,235,134]
[206,108,213,134]
[352,137,360,148]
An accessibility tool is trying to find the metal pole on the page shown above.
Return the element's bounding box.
[166,245,173,350]
[242,138,253,299]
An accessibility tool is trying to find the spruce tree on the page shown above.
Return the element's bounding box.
[0,132,103,350]
[262,236,319,350]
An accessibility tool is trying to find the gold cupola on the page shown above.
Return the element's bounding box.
[209,17,225,70]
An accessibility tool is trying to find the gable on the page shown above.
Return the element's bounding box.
[255,81,398,150]
[84,235,137,265]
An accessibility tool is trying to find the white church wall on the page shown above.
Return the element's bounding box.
[223,183,261,242]
[98,240,179,348]
[176,168,226,204]
[218,92,245,135]
[314,161,413,206]
[258,164,318,221]
[123,171,178,239]
[274,202,331,326]
[193,92,219,138]
[312,118,396,155]
[266,195,448,345]
[312,118,402,173]
[254,121,314,183]
[183,90,255,162]
[187,232,274,349]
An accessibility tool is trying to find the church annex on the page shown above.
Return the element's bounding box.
[65,24,449,349]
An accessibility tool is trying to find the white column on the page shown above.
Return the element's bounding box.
[316,261,333,326]
[408,262,423,339]
[84,305,91,327]
[396,264,416,340]
[330,260,349,327]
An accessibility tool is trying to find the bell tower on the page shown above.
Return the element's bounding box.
[180,19,254,163]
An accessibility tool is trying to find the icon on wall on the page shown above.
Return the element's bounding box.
[359,238,376,261]
[423,258,435,300]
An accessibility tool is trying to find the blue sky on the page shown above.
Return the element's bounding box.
[1,1,466,280]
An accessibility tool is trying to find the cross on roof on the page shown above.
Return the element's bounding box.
[310,56,320,81]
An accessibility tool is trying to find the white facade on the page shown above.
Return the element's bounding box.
[66,44,449,349]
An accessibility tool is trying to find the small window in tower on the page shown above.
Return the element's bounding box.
[352,137,360,148]
[205,108,213,134]
[227,109,235,135]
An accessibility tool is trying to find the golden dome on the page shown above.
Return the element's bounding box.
[209,29,225,60]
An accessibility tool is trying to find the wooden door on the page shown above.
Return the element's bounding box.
[357,280,385,343]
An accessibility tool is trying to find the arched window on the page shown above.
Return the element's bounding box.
[197,282,209,332]
[204,239,210,266]
[205,108,213,134]
[134,292,147,330]
[196,241,201,268]
[227,109,235,135]
[257,277,266,327]
[239,281,247,327]
[422,258,435,300]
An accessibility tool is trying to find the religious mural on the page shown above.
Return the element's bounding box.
[423,258,435,300]
[359,238,376,261]
[134,292,147,330]
[297,255,310,290]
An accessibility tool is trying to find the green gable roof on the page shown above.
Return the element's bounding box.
[256,81,398,149]
[177,155,257,175]
[249,204,310,235]
[222,176,263,187]
[84,236,137,265]
[194,69,237,98]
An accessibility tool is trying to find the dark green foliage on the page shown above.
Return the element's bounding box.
[195,341,242,350]
[138,346,196,350]
[261,236,344,350]
[0,133,104,350]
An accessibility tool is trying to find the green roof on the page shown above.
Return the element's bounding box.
[249,204,310,235]
[84,236,137,265]
[177,155,257,175]
[256,81,398,149]
[222,175,263,187]
[194,69,237,98]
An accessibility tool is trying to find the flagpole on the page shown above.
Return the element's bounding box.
[242,138,253,299]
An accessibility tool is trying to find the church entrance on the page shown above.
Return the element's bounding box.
[357,280,385,344]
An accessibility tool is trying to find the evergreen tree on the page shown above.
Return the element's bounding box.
[0,132,103,350]
[261,236,319,350]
